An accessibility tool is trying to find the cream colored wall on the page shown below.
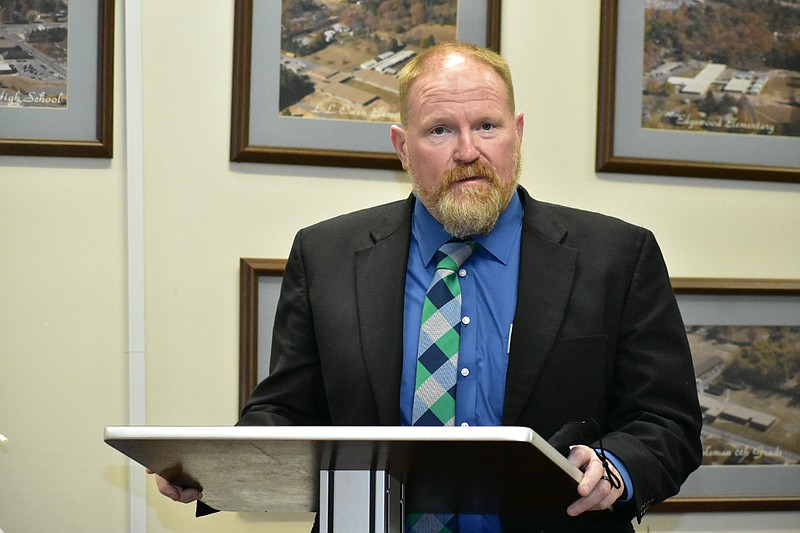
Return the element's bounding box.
[0,13,129,533]
[0,1,798,532]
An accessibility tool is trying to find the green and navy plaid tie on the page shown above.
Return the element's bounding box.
[412,241,476,426]
[410,241,475,533]
[407,512,459,533]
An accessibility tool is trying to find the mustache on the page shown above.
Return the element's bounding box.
[441,161,500,187]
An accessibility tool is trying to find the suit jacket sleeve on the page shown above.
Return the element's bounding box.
[602,229,703,520]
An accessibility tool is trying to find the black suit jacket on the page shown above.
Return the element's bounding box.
[240,187,702,531]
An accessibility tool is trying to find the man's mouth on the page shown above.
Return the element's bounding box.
[442,161,498,188]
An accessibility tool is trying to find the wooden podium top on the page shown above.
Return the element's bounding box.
[105,425,582,514]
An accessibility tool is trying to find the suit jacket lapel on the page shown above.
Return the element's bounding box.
[354,196,415,425]
[503,190,578,425]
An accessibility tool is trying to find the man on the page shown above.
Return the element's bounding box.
[155,42,702,532]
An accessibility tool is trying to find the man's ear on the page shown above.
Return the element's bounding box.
[515,112,525,144]
[390,125,409,170]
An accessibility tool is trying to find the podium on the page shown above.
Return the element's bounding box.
[105,425,582,532]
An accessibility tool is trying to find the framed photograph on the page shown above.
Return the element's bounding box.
[0,0,114,158]
[238,262,800,511]
[596,0,800,183]
[654,277,800,512]
[230,0,501,169]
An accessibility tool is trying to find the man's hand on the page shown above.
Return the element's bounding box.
[146,468,203,504]
[565,444,625,517]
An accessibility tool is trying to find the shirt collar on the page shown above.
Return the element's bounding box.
[412,189,524,267]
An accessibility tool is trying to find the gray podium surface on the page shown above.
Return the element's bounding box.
[105,426,582,516]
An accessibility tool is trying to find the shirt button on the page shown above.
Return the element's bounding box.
[461,367,470,377]
[458,268,467,278]
[461,316,470,325]
[461,422,469,427]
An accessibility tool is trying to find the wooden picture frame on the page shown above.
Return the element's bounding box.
[596,0,799,183]
[230,0,501,169]
[239,260,800,511]
[239,258,287,411]
[0,0,114,158]
[653,278,800,512]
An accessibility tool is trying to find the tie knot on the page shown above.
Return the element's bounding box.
[434,241,476,272]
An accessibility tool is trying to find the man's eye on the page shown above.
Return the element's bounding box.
[431,126,446,135]
[480,123,495,131]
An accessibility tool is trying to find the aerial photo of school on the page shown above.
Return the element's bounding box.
[0,0,68,109]
[279,0,456,123]
[643,0,800,137]
[689,325,800,466]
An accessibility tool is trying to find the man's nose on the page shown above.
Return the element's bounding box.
[454,131,480,164]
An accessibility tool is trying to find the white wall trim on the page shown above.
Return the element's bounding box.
[123,0,147,531]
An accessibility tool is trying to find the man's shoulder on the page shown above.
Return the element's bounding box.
[303,196,411,233]
[525,195,650,246]
[286,196,414,274]
[535,200,645,233]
